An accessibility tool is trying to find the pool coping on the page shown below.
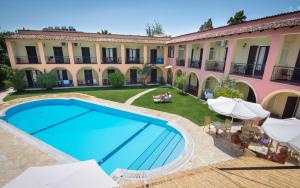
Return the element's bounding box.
[0,96,195,181]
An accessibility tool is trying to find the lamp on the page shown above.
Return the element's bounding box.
[243,43,247,48]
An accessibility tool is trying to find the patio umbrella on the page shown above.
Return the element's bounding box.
[4,160,119,188]
[262,118,300,152]
[207,96,270,120]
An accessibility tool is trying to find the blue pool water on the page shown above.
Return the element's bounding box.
[2,99,185,174]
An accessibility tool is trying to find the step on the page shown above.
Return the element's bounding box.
[128,130,171,170]
[163,138,185,165]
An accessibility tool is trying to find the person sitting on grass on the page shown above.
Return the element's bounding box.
[266,147,289,164]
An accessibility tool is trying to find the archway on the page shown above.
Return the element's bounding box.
[201,76,220,99]
[20,68,43,88]
[50,67,73,87]
[186,72,199,96]
[236,81,257,102]
[76,67,99,86]
[167,68,173,85]
[148,66,163,84]
[102,67,121,85]
[125,67,142,85]
[262,90,300,119]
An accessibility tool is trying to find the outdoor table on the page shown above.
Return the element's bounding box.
[248,142,269,156]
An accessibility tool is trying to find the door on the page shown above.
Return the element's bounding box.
[291,49,300,83]
[150,49,157,64]
[26,46,38,64]
[199,48,203,69]
[130,69,137,84]
[150,69,157,83]
[167,69,172,85]
[84,70,93,85]
[53,47,64,64]
[254,46,269,76]
[246,88,256,103]
[25,70,34,87]
[223,47,228,71]
[81,47,91,64]
[107,69,115,84]
[282,96,299,118]
[245,46,258,75]
[62,70,68,80]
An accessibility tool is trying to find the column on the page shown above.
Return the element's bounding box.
[121,43,126,64]
[71,70,78,87]
[143,45,148,64]
[95,43,101,64]
[263,33,283,81]
[67,42,75,64]
[37,41,46,65]
[200,42,210,73]
[223,38,236,75]
[163,45,168,65]
[5,40,16,69]
[185,44,192,68]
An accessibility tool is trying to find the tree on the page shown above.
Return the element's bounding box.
[108,72,125,87]
[98,29,111,34]
[0,64,12,89]
[199,18,213,31]
[145,21,164,36]
[11,70,26,91]
[36,72,57,89]
[0,30,14,65]
[139,65,152,85]
[214,76,244,99]
[175,75,187,94]
[227,10,247,25]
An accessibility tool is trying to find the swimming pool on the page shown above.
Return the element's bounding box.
[1,99,185,175]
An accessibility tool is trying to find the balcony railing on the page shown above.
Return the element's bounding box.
[147,57,164,65]
[74,56,97,64]
[126,57,143,64]
[205,60,225,72]
[271,66,300,85]
[189,59,201,69]
[101,57,121,64]
[230,63,265,79]
[77,79,99,86]
[46,56,70,64]
[176,59,185,66]
[15,56,41,64]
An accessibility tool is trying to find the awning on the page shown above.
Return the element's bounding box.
[165,65,173,69]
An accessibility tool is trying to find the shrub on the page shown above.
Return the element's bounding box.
[0,64,13,89]
[3,80,13,89]
[11,70,26,91]
[175,75,187,93]
[36,72,57,89]
[159,76,165,85]
[108,72,125,87]
[214,87,244,99]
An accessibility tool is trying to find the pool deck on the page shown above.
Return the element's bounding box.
[0,93,238,187]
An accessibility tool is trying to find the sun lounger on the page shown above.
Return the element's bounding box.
[153,95,172,103]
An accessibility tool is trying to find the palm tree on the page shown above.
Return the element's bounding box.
[139,65,152,85]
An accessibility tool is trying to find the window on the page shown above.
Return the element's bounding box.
[168,46,174,58]
[209,48,215,60]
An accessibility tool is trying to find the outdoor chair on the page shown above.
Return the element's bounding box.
[215,119,232,137]
[153,95,172,103]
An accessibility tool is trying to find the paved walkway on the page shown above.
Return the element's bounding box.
[124,88,157,105]
[0,88,13,104]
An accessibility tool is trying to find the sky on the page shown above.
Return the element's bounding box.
[0,0,300,36]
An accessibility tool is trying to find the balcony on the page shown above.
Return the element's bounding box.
[176,59,185,66]
[15,56,41,64]
[271,66,300,86]
[126,57,143,64]
[147,57,164,65]
[205,60,225,72]
[46,56,70,64]
[189,59,201,69]
[74,56,97,64]
[101,57,121,64]
[230,63,265,79]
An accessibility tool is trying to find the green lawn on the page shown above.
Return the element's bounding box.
[4,86,155,103]
[132,87,224,126]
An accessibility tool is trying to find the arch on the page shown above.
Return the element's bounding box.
[186,72,200,96]
[174,68,183,80]
[49,67,74,87]
[102,66,122,85]
[148,66,163,84]
[76,66,100,86]
[125,66,142,85]
[167,68,173,85]
[261,89,300,119]
[19,67,43,88]
[200,75,220,99]
[236,80,257,103]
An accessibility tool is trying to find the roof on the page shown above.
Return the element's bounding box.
[5,11,300,44]
[122,157,300,188]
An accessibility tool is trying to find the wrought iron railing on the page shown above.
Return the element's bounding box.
[147,57,164,64]
[205,60,225,72]
[74,56,97,64]
[176,59,185,66]
[189,59,201,69]
[271,66,300,85]
[126,57,143,64]
[46,56,70,64]
[101,57,121,64]
[230,63,265,79]
[15,56,41,64]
